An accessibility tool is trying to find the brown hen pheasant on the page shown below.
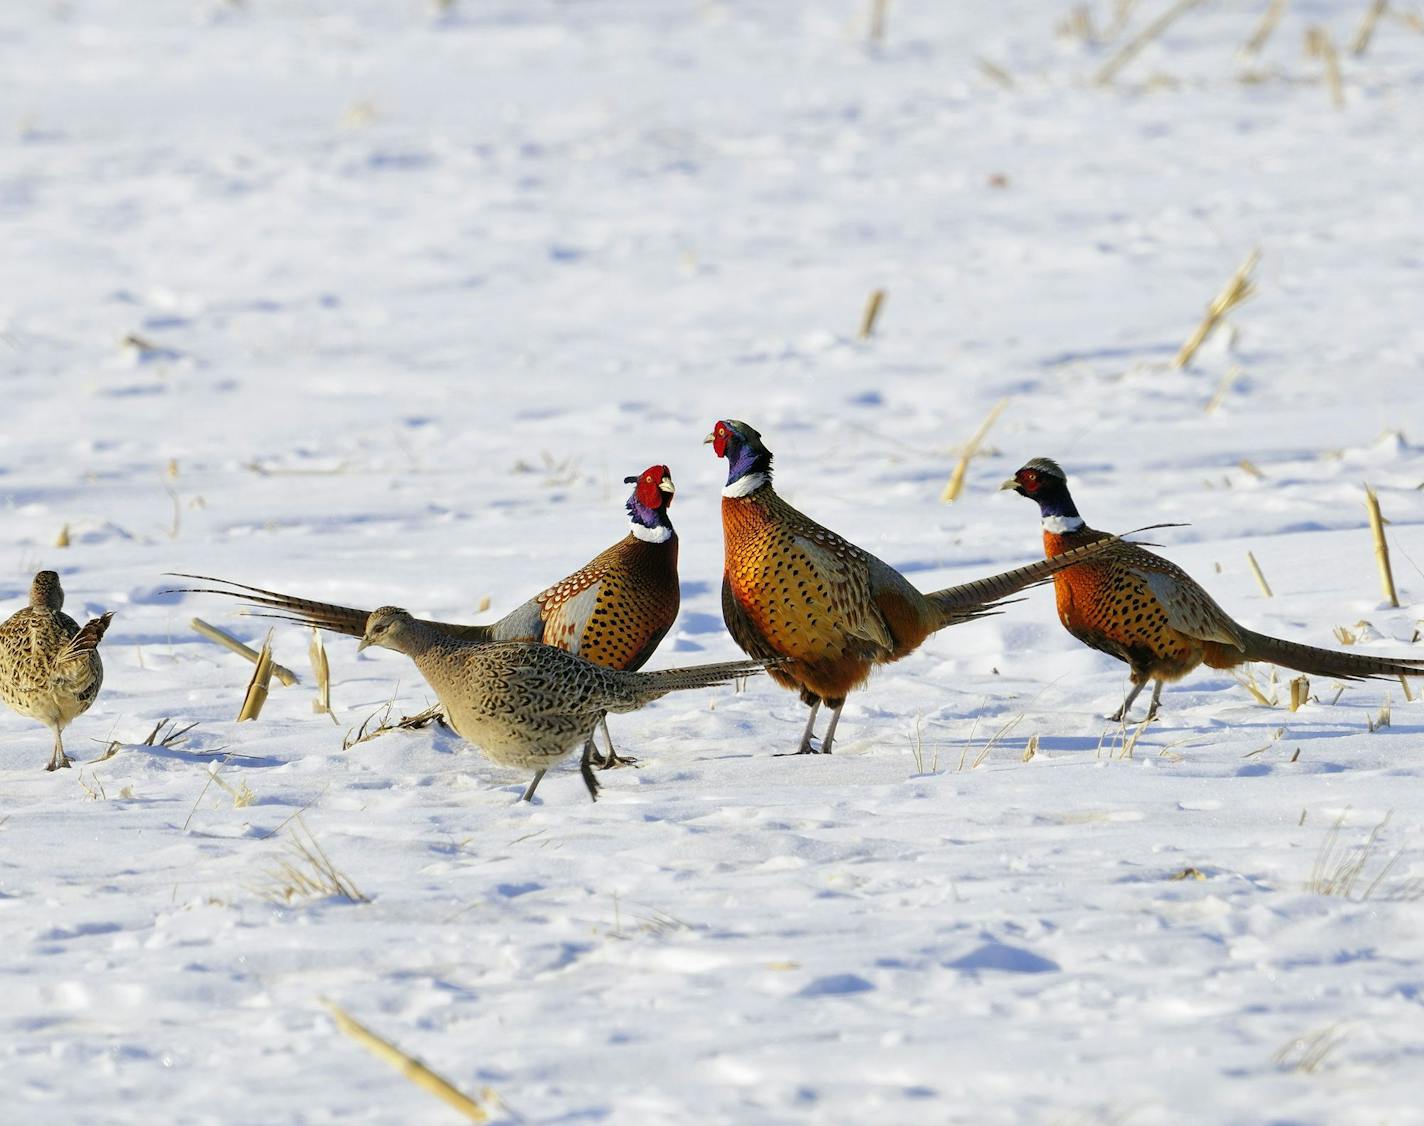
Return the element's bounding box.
[1003,457,1424,721]
[707,420,1120,754]
[175,466,681,767]
[0,571,114,771]
[356,606,766,801]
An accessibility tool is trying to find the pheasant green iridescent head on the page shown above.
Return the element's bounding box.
[705,419,772,497]
[1001,457,1083,529]
[624,464,676,543]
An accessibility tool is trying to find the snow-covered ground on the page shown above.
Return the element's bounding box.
[3,2,1424,1122]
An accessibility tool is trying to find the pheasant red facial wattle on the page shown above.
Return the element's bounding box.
[630,465,672,511]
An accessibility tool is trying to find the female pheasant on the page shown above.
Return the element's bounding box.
[355,607,767,801]
[175,465,681,767]
[707,420,1121,754]
[0,571,114,771]
[1003,457,1424,721]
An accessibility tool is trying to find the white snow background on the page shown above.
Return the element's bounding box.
[3,2,1424,1122]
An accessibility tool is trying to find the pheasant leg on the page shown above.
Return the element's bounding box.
[1108,679,1148,723]
[521,768,547,803]
[778,698,824,755]
[578,739,601,802]
[47,729,71,772]
[590,716,637,770]
[1144,680,1164,722]
[818,700,845,755]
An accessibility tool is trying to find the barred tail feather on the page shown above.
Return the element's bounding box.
[167,573,371,637]
[166,573,494,644]
[926,536,1121,629]
[627,659,770,703]
[1236,629,1424,682]
[68,611,114,655]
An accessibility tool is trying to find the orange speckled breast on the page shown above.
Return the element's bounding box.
[543,535,680,672]
[721,495,884,699]
[1042,528,1200,674]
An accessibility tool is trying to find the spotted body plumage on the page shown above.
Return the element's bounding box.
[708,420,1123,754]
[173,465,681,767]
[357,608,766,800]
[1006,457,1424,720]
[0,571,114,771]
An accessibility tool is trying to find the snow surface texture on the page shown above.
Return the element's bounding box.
[3,2,1424,1123]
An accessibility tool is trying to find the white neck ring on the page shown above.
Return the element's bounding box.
[631,522,673,543]
[723,472,768,499]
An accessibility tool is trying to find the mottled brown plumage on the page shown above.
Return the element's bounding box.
[1005,457,1424,720]
[708,420,1121,754]
[357,606,767,801]
[0,571,114,771]
[173,465,681,767]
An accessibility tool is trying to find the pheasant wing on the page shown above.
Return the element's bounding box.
[1125,557,1246,650]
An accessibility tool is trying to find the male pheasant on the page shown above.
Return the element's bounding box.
[707,420,1121,754]
[175,465,681,767]
[355,606,767,801]
[1003,457,1424,721]
[0,571,115,771]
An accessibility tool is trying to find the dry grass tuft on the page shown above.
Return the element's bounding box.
[309,627,332,716]
[236,630,276,722]
[1203,365,1242,414]
[1021,733,1040,763]
[1246,550,1274,598]
[1288,674,1311,712]
[1274,1024,1348,1073]
[1173,249,1259,369]
[55,523,70,548]
[959,713,1022,771]
[342,699,445,751]
[1352,0,1388,53]
[1304,26,1345,108]
[1363,484,1400,607]
[323,1001,495,1122]
[1241,0,1288,56]
[191,618,300,686]
[857,288,887,338]
[1308,811,1409,899]
[941,398,1008,503]
[907,716,939,775]
[257,819,367,906]
[1366,696,1391,733]
[91,717,200,764]
[1234,665,1278,707]
[1095,0,1209,84]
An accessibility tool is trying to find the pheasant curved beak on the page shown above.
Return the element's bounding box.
[702,432,716,445]
[356,637,372,653]
[999,477,1021,492]
[659,476,676,495]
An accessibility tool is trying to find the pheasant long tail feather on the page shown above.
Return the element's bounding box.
[66,611,114,656]
[1238,629,1424,682]
[168,574,497,644]
[925,536,1122,629]
[167,574,371,637]
[629,659,771,703]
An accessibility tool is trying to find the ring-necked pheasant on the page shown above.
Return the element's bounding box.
[1003,457,1424,721]
[706,420,1122,754]
[355,606,767,801]
[0,571,114,771]
[173,465,682,767]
